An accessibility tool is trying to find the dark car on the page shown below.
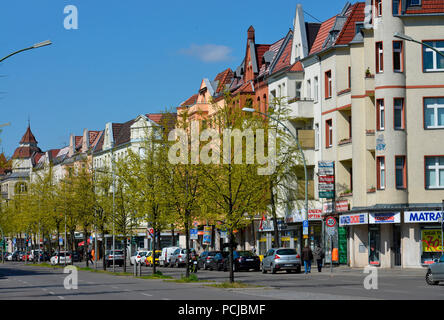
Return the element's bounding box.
[207,251,230,271]
[11,251,22,261]
[197,251,220,270]
[426,255,444,285]
[70,251,81,262]
[223,251,261,272]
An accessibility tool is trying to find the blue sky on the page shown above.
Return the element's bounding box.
[0,0,348,157]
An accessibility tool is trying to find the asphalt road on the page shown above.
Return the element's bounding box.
[0,261,443,300]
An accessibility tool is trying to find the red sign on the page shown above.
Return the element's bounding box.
[319,175,335,184]
[326,217,336,227]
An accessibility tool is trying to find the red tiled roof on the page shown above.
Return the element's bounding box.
[336,3,366,45]
[256,44,271,72]
[289,61,304,72]
[259,36,286,77]
[19,126,38,144]
[12,146,42,159]
[406,0,444,14]
[75,136,82,149]
[272,37,294,74]
[0,153,11,175]
[180,94,198,107]
[214,68,234,93]
[309,15,338,55]
[232,81,254,95]
[50,149,60,159]
[33,153,44,164]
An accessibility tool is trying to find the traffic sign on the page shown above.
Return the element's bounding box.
[326,226,336,236]
[326,217,336,228]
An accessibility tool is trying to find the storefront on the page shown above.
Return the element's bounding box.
[404,210,443,266]
[339,212,369,267]
[368,212,401,267]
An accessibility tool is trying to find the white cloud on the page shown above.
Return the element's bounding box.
[179,44,233,63]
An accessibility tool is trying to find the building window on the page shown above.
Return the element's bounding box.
[392,0,401,15]
[325,71,332,99]
[377,99,385,131]
[314,76,319,102]
[375,0,382,16]
[395,156,406,189]
[348,67,351,89]
[295,81,302,99]
[393,41,403,72]
[377,156,386,190]
[394,98,405,130]
[409,0,421,6]
[315,123,320,150]
[306,79,311,100]
[376,42,384,73]
[326,119,333,148]
[424,98,444,129]
[425,156,444,189]
[423,41,444,72]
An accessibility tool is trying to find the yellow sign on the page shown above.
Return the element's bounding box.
[422,230,443,252]
[303,235,308,239]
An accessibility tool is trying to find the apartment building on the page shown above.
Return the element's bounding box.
[295,0,444,268]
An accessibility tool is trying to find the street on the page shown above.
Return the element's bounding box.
[0,261,443,300]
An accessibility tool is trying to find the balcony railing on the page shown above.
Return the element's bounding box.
[288,98,314,119]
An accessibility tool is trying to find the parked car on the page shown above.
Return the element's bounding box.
[145,250,161,266]
[426,255,444,285]
[159,246,180,267]
[9,251,22,261]
[30,250,50,262]
[207,251,230,271]
[50,251,72,265]
[105,250,125,267]
[223,250,260,272]
[130,249,149,265]
[170,248,196,268]
[261,248,301,274]
[70,251,81,262]
[197,251,219,270]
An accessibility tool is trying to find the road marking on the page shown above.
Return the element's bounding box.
[161,298,171,300]
[141,293,152,297]
[111,286,119,289]
[48,291,55,295]
[58,296,65,300]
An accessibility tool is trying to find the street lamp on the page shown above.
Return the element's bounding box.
[0,40,52,63]
[394,33,444,58]
[242,107,309,237]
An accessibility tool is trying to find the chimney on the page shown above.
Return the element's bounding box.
[247,25,255,42]
[82,129,90,153]
[68,134,74,157]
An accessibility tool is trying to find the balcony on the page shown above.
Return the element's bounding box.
[298,130,315,166]
[366,130,375,151]
[364,75,375,96]
[297,179,315,200]
[288,98,314,119]
[338,138,352,161]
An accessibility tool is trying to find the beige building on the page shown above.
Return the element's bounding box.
[302,0,444,268]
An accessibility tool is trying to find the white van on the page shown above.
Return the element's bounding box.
[159,247,180,267]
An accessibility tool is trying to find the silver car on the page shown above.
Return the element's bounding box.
[261,248,301,274]
[426,255,444,285]
[170,248,196,268]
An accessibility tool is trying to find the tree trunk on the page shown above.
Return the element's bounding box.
[270,183,280,248]
[171,224,175,247]
[123,236,127,273]
[84,229,88,268]
[57,226,61,265]
[101,230,106,270]
[185,215,190,279]
[229,228,234,283]
[152,227,157,275]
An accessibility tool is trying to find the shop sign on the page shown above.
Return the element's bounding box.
[190,228,198,240]
[259,219,286,232]
[203,226,212,245]
[318,161,334,175]
[369,212,400,224]
[323,200,349,213]
[285,209,323,223]
[220,231,227,239]
[404,211,443,223]
[421,229,443,252]
[339,213,368,226]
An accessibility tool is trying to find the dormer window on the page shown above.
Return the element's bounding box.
[408,0,421,6]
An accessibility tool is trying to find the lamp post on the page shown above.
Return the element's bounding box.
[242,107,309,237]
[394,33,444,58]
[0,40,52,63]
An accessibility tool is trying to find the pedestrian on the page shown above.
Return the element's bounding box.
[88,250,93,265]
[301,243,313,274]
[313,244,325,272]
